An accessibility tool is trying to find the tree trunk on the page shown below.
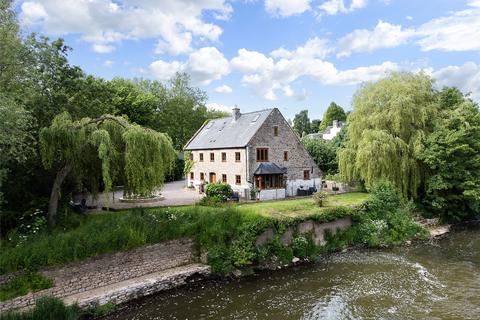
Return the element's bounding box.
[48,163,72,228]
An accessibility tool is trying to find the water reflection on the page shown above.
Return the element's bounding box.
[103,228,479,320]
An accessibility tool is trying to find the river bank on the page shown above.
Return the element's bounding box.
[0,188,432,318]
[100,225,480,320]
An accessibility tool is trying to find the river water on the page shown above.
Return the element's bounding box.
[104,228,479,320]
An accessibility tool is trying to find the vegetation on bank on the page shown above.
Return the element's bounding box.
[0,297,80,320]
[338,74,480,221]
[0,185,422,276]
[0,273,53,301]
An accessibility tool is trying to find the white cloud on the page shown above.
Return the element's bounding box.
[406,15,413,20]
[19,0,231,55]
[231,49,274,73]
[337,20,415,57]
[265,0,312,17]
[93,44,115,54]
[238,51,398,100]
[103,59,114,68]
[149,60,183,81]
[330,61,398,84]
[271,37,333,59]
[432,62,480,101]
[214,84,233,93]
[20,2,47,24]
[318,0,367,15]
[206,102,233,113]
[150,47,230,85]
[185,47,230,85]
[416,4,480,52]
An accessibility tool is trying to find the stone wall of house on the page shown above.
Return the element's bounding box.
[0,239,197,312]
[188,148,250,197]
[248,108,321,187]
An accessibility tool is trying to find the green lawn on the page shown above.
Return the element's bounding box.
[237,192,368,218]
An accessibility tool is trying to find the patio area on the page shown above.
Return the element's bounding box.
[86,180,203,211]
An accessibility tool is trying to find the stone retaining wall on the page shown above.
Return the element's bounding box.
[255,216,352,247]
[0,238,196,312]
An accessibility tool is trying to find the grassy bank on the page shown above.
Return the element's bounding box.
[0,273,53,301]
[0,297,79,320]
[0,188,425,277]
[0,194,367,275]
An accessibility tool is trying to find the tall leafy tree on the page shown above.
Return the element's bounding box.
[0,0,26,94]
[0,95,36,206]
[156,73,208,150]
[310,119,321,133]
[420,97,480,221]
[40,112,176,227]
[293,110,311,137]
[302,138,338,175]
[319,102,346,132]
[338,72,437,198]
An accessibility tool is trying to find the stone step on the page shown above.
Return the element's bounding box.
[63,263,211,309]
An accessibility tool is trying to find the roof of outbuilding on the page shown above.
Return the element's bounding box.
[253,163,287,175]
[184,109,274,150]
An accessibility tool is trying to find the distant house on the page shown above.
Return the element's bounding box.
[304,120,344,141]
[184,107,322,200]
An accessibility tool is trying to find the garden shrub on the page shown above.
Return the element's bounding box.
[312,191,329,207]
[205,182,232,200]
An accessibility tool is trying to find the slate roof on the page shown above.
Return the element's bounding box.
[184,109,274,150]
[253,163,287,175]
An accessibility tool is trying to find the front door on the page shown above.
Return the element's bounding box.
[209,172,216,183]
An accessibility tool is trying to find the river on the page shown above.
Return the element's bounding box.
[103,227,479,320]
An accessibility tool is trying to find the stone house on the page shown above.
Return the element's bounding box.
[184,107,322,200]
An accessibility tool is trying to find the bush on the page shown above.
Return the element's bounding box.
[205,182,233,200]
[312,191,329,207]
[345,182,427,247]
[0,297,80,320]
[366,181,401,215]
[0,273,53,301]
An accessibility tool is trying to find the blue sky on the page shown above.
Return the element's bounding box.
[16,0,480,120]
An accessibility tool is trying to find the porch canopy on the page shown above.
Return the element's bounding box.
[253,163,287,190]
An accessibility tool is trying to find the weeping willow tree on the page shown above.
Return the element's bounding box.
[40,112,176,227]
[338,72,438,199]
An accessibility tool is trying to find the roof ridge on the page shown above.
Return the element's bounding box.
[239,108,274,115]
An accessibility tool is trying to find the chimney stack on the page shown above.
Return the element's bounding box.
[232,105,241,121]
[333,120,338,128]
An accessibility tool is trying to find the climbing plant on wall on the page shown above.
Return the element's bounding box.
[40,112,176,226]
